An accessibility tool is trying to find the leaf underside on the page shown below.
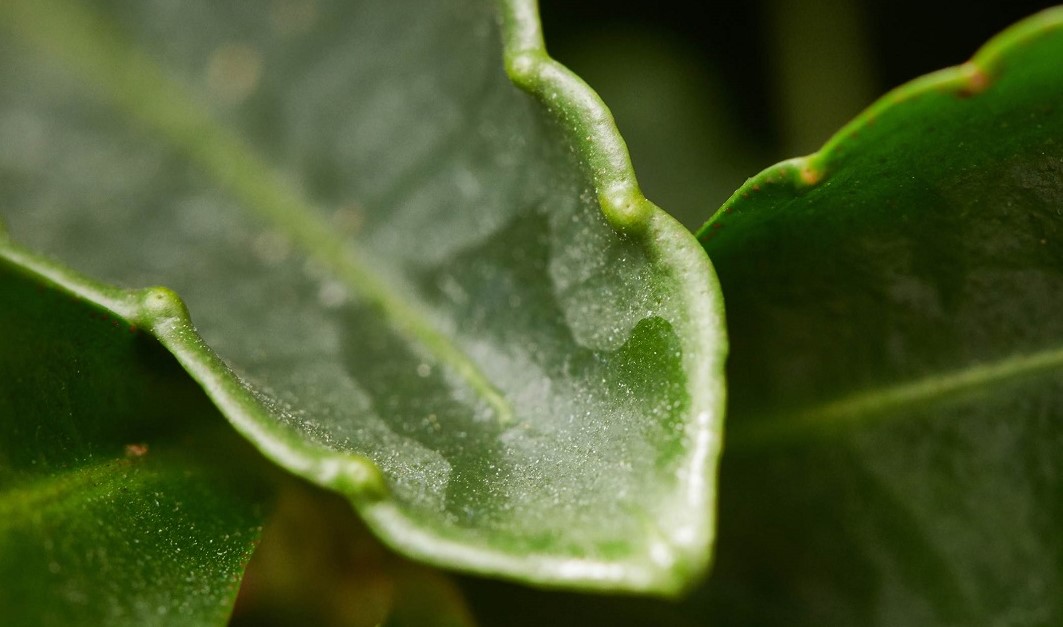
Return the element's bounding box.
[698,8,1063,626]
[0,0,725,594]
[0,264,267,626]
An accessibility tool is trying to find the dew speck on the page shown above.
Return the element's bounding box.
[455,167,481,197]
[270,0,318,36]
[253,231,291,265]
[331,204,364,235]
[0,110,47,170]
[317,280,348,308]
[416,363,432,377]
[303,258,328,280]
[425,413,441,432]
[124,442,149,458]
[206,43,263,104]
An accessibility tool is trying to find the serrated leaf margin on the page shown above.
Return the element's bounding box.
[0,0,727,594]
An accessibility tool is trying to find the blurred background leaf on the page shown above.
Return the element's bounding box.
[0,263,270,626]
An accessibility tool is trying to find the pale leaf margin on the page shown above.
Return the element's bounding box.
[0,0,727,594]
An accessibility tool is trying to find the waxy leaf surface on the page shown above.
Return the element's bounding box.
[698,9,1063,625]
[0,264,267,625]
[0,0,725,593]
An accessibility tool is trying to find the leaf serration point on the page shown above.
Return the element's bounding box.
[134,286,190,325]
[798,160,823,186]
[958,61,990,97]
[600,184,652,234]
[504,50,542,89]
[332,454,388,502]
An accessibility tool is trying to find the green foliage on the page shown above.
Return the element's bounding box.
[699,13,1063,624]
[0,0,722,599]
[0,264,267,624]
[1,0,1061,625]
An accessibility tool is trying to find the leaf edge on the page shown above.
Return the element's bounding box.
[696,6,1063,241]
[0,0,729,596]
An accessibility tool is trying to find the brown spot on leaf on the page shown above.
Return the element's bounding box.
[207,44,263,104]
[800,165,822,186]
[957,62,990,98]
[125,443,149,458]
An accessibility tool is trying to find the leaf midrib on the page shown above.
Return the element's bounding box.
[730,345,1063,447]
[4,0,514,425]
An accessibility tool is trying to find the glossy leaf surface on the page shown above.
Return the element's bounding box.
[0,0,725,593]
[698,9,1063,625]
[0,263,267,625]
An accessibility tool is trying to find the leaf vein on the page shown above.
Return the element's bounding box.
[3,0,514,426]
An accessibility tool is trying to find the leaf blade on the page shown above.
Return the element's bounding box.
[0,0,726,593]
[698,8,1063,624]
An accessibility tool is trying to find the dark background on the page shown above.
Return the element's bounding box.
[538,0,1056,227]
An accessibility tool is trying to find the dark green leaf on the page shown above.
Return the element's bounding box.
[0,263,268,625]
[233,481,476,627]
[0,0,725,593]
[698,9,1063,625]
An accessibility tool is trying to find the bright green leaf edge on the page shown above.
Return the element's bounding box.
[698,5,1063,241]
[0,0,727,595]
[695,5,1063,448]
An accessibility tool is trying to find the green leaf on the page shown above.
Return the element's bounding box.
[0,0,725,594]
[0,263,268,625]
[697,8,1063,625]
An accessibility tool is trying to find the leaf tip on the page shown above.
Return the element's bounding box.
[643,550,708,598]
